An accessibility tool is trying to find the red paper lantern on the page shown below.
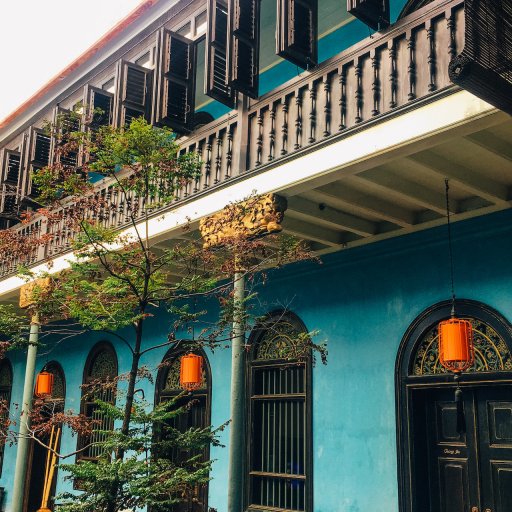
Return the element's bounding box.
[438,318,474,373]
[35,371,54,398]
[180,354,203,391]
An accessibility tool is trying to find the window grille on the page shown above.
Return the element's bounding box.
[248,313,311,512]
[77,343,117,461]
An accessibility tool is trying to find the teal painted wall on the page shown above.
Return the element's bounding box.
[3,208,512,511]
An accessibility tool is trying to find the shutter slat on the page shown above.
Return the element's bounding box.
[277,0,318,69]
[89,87,114,129]
[227,0,260,98]
[206,0,236,107]
[3,151,21,185]
[120,61,153,126]
[159,30,195,133]
[32,131,51,166]
[347,0,390,31]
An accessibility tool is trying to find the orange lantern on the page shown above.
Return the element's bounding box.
[180,353,203,391]
[35,371,54,398]
[438,318,474,373]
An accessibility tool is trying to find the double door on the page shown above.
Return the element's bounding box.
[413,385,512,512]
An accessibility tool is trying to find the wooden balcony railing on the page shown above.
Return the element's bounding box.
[0,0,465,278]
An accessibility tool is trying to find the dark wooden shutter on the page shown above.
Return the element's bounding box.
[277,0,318,69]
[347,0,390,31]
[28,129,51,199]
[86,86,114,129]
[227,0,260,99]
[0,151,21,219]
[206,0,236,107]
[54,107,80,167]
[119,61,153,127]
[158,29,195,133]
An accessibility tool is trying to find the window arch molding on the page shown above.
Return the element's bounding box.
[41,360,66,404]
[154,346,212,512]
[395,299,512,512]
[77,341,118,462]
[246,310,313,512]
[154,345,212,402]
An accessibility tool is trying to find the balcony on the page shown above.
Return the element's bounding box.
[1,0,511,282]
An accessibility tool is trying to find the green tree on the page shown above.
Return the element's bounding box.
[0,114,325,511]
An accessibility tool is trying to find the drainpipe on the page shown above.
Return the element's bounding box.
[11,312,40,512]
[227,271,245,512]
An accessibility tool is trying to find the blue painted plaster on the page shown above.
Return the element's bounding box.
[3,208,512,511]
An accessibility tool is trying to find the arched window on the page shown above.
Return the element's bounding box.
[155,347,211,512]
[396,299,512,512]
[0,359,12,476]
[247,312,312,512]
[78,342,118,461]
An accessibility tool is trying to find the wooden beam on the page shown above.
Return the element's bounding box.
[286,196,377,236]
[307,183,415,227]
[408,153,511,206]
[350,171,452,215]
[283,218,344,247]
[464,132,512,163]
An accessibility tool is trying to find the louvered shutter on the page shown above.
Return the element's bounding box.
[227,0,260,99]
[29,129,51,199]
[206,0,236,107]
[54,107,80,167]
[277,0,317,69]
[119,61,154,127]
[0,150,21,218]
[347,0,390,31]
[158,29,195,133]
[87,86,114,129]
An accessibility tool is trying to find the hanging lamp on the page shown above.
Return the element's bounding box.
[35,371,54,398]
[179,353,203,391]
[438,179,474,432]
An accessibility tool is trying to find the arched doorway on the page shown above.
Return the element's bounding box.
[25,361,66,512]
[396,299,512,512]
[154,347,212,512]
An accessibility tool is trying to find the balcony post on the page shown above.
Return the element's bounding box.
[235,95,249,175]
[11,312,40,512]
[227,270,246,512]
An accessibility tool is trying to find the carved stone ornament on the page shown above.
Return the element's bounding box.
[199,194,288,249]
[19,277,52,309]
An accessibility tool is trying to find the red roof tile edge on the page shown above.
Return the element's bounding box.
[0,0,160,131]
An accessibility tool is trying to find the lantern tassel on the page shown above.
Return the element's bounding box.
[454,374,465,434]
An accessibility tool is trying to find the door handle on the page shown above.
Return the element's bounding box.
[484,509,491,512]
[471,508,478,512]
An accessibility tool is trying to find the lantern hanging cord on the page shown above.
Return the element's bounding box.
[445,179,456,317]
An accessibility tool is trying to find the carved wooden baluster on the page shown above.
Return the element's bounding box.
[371,50,380,116]
[268,102,276,161]
[294,89,302,150]
[215,131,223,184]
[308,82,317,143]
[407,30,416,101]
[355,59,363,123]
[447,10,456,61]
[389,41,398,108]
[426,20,437,92]
[225,123,233,179]
[256,110,263,166]
[339,66,347,131]
[281,96,289,155]
[204,137,213,189]
[323,75,331,137]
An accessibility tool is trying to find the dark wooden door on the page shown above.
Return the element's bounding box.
[475,387,512,512]
[414,385,512,512]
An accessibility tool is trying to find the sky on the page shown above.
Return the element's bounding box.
[0,0,143,122]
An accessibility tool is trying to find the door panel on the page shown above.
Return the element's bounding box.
[425,389,478,512]
[476,387,512,512]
